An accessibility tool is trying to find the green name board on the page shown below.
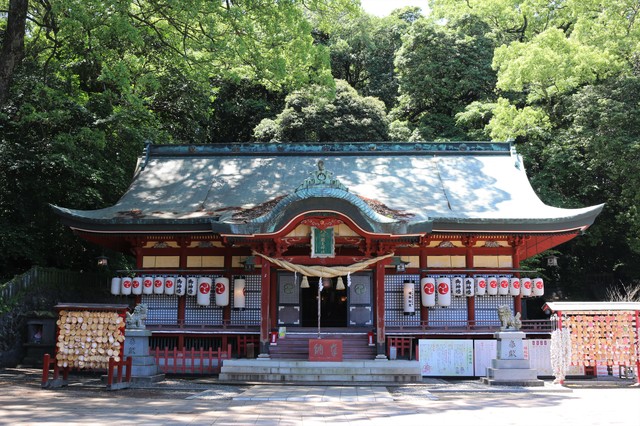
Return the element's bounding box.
[311,227,335,258]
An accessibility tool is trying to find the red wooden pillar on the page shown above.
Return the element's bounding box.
[375,259,390,359]
[134,246,143,306]
[223,254,232,325]
[512,248,522,315]
[465,243,475,327]
[635,310,640,384]
[177,239,187,350]
[419,249,429,326]
[259,258,272,357]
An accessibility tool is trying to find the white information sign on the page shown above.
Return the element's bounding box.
[419,339,474,376]
[473,340,497,376]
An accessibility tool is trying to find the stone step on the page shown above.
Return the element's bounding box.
[219,359,421,383]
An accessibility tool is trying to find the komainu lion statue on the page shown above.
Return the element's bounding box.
[126,304,148,329]
[498,305,522,330]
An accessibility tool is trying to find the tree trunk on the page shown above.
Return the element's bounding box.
[0,0,29,106]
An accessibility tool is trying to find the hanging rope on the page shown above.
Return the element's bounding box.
[252,251,394,278]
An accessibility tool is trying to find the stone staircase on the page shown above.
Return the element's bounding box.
[218,359,421,383]
[268,331,377,360]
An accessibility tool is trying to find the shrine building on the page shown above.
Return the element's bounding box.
[52,142,603,365]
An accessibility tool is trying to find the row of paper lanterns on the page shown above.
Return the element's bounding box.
[110,276,247,308]
[403,277,544,311]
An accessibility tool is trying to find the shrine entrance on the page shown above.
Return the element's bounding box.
[277,272,373,329]
[300,277,348,327]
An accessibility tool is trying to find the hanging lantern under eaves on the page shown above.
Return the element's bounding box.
[215,277,230,306]
[452,277,464,297]
[132,276,143,295]
[196,276,212,305]
[121,276,133,296]
[175,276,186,296]
[509,278,521,296]
[421,277,436,307]
[498,277,510,296]
[403,280,415,315]
[487,276,498,296]
[110,277,121,295]
[532,278,544,296]
[436,277,451,307]
[520,278,532,297]
[187,276,197,296]
[142,276,154,295]
[234,277,246,309]
[475,277,487,296]
[153,276,165,294]
[165,276,176,295]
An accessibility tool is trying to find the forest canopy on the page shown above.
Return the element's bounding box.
[1,0,639,299]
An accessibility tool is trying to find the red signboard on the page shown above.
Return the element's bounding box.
[308,339,343,362]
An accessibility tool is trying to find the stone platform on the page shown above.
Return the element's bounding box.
[482,330,543,387]
[219,359,421,383]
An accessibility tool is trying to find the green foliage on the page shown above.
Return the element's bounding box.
[253,79,389,142]
[393,16,497,140]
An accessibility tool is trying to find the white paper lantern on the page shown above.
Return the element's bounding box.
[532,278,544,296]
[164,276,176,295]
[153,276,165,294]
[187,276,197,296]
[464,277,475,297]
[520,278,532,297]
[120,276,133,296]
[475,277,487,296]
[214,277,230,306]
[487,276,498,296]
[142,276,154,295]
[110,277,121,295]
[421,277,436,307]
[436,277,451,307]
[175,276,186,296]
[498,277,510,296]
[509,278,521,296]
[403,280,415,315]
[234,278,246,309]
[132,277,143,295]
[452,277,465,297]
[196,276,212,305]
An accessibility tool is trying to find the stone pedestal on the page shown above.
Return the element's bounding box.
[482,331,543,387]
[124,329,164,383]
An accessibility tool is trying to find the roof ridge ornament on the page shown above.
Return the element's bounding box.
[295,160,348,193]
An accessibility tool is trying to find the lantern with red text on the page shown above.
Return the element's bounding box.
[196,276,212,305]
[436,277,451,307]
[532,278,544,296]
[421,277,436,307]
[214,277,230,306]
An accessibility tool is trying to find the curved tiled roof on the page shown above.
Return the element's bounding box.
[52,142,603,236]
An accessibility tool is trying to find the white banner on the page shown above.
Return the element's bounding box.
[419,339,474,376]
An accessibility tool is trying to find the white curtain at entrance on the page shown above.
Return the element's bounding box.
[252,251,394,278]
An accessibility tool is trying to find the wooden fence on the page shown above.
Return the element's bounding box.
[151,344,232,375]
[0,266,108,301]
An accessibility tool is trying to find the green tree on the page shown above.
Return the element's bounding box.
[393,16,497,140]
[253,79,389,142]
